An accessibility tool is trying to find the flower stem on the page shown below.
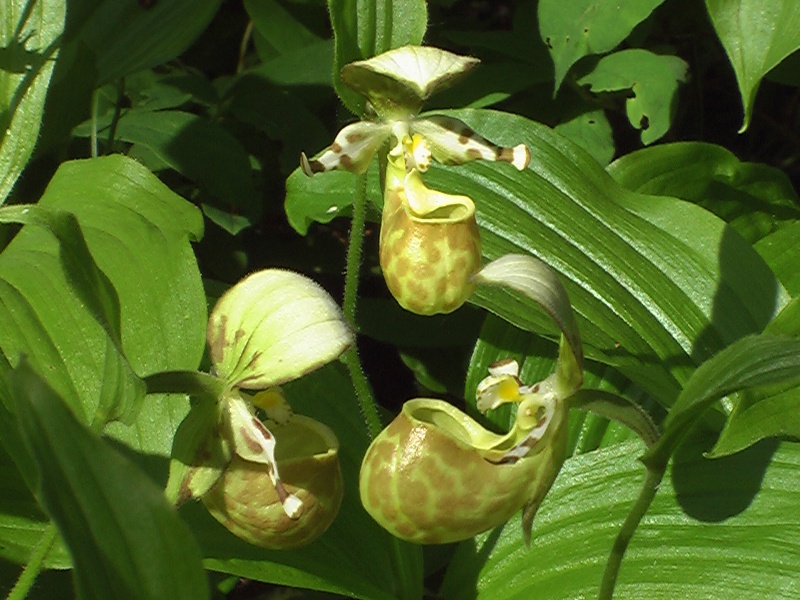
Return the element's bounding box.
[7,523,58,600]
[598,465,665,600]
[342,172,382,439]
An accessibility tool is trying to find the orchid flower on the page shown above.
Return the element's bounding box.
[301,46,531,314]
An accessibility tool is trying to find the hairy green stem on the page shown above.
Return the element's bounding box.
[598,465,665,600]
[342,172,382,439]
[7,523,58,600]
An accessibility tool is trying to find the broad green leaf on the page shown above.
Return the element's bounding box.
[440,436,800,599]
[62,0,221,85]
[423,109,788,410]
[73,110,258,235]
[11,361,208,600]
[554,109,614,165]
[328,0,428,115]
[578,49,688,144]
[754,221,800,295]
[188,364,424,600]
[608,141,800,244]
[645,334,800,467]
[0,0,65,204]
[285,158,382,234]
[705,0,800,131]
[538,0,667,91]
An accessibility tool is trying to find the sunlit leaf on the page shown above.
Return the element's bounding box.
[608,141,800,244]
[578,49,688,144]
[11,361,208,600]
[705,0,800,131]
[0,0,65,204]
[441,436,800,599]
[538,0,667,91]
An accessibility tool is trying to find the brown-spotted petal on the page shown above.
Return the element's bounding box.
[301,120,391,176]
[412,115,531,170]
[207,269,353,390]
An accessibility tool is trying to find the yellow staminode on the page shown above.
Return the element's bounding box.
[252,387,293,425]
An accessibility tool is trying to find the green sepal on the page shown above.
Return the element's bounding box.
[566,388,660,448]
[341,46,479,120]
[165,399,231,505]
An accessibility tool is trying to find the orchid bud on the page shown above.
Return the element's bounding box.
[203,412,343,549]
[359,370,569,544]
[379,136,481,315]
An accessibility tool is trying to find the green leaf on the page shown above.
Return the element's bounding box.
[578,49,688,144]
[0,0,65,204]
[11,361,208,600]
[554,109,614,165]
[440,436,800,599]
[538,0,668,91]
[608,141,800,244]
[567,388,660,448]
[754,221,800,296]
[188,364,424,600]
[245,0,323,58]
[328,0,428,115]
[74,110,258,235]
[423,109,788,410]
[285,158,382,235]
[645,334,800,467]
[63,0,221,85]
[705,0,800,131]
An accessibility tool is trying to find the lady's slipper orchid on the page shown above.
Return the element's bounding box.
[167,269,352,549]
[301,46,531,315]
[359,359,568,544]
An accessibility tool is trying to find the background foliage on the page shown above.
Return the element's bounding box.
[0,0,799,598]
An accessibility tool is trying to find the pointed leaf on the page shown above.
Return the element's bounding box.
[538,0,667,91]
[0,0,65,204]
[11,361,208,600]
[645,334,800,468]
[705,0,800,131]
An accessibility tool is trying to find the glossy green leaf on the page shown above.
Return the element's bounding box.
[0,0,65,204]
[285,158,382,234]
[647,334,800,466]
[188,364,423,600]
[578,49,688,144]
[63,0,221,85]
[328,0,428,115]
[74,110,257,235]
[608,141,800,244]
[423,109,788,409]
[705,0,800,131]
[754,221,800,295]
[11,361,208,600]
[554,109,614,165]
[440,436,800,599]
[538,0,667,91]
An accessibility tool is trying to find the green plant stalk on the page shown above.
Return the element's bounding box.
[598,464,665,600]
[342,172,382,439]
[105,78,126,155]
[7,522,58,600]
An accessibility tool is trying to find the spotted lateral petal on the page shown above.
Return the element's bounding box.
[300,120,391,176]
[225,395,303,518]
[412,115,531,170]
